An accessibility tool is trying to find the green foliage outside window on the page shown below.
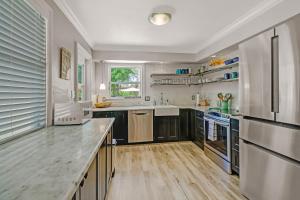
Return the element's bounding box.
[77,64,84,101]
[110,67,141,98]
[77,65,83,84]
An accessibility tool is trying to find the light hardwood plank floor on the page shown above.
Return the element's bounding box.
[107,142,246,200]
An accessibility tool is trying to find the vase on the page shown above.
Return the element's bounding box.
[221,101,229,110]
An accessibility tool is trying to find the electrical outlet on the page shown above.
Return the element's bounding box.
[192,95,195,100]
[145,96,151,101]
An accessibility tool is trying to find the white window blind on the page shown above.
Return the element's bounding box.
[0,0,47,142]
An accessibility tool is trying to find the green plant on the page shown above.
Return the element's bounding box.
[110,67,140,97]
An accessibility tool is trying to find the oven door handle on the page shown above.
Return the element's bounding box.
[204,117,230,127]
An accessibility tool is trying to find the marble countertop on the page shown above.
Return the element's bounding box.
[93,105,241,118]
[93,105,208,112]
[0,118,114,200]
[93,105,155,111]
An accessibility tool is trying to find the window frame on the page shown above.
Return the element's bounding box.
[75,42,92,102]
[77,64,85,101]
[107,64,144,99]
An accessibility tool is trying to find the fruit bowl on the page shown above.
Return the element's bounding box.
[95,102,112,108]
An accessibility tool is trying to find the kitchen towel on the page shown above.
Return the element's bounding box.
[207,119,217,141]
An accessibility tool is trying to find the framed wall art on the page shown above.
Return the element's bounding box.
[60,47,71,80]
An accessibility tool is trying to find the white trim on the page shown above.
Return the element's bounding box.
[77,42,92,60]
[74,43,93,101]
[196,0,283,53]
[53,0,94,48]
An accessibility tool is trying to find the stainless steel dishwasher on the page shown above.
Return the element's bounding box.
[128,110,153,143]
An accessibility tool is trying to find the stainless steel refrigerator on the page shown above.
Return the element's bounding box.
[239,14,300,200]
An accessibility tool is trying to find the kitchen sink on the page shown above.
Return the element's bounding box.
[154,105,179,116]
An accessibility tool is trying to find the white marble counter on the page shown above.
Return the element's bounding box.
[93,105,241,118]
[179,105,211,112]
[93,105,179,112]
[0,118,114,200]
[93,105,155,112]
[92,105,209,112]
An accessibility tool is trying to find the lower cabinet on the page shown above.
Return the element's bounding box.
[72,128,114,200]
[93,111,128,145]
[80,158,97,200]
[179,109,191,140]
[230,118,240,175]
[98,139,107,200]
[154,116,179,142]
[190,110,195,140]
[193,111,204,150]
[106,130,112,186]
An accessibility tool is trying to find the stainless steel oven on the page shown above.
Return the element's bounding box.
[204,110,231,173]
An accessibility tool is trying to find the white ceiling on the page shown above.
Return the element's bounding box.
[60,0,274,54]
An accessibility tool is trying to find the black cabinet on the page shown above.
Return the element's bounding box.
[93,111,128,145]
[179,109,191,140]
[110,111,128,145]
[72,128,114,200]
[230,118,239,175]
[190,110,195,140]
[93,111,109,118]
[193,111,204,150]
[154,116,179,142]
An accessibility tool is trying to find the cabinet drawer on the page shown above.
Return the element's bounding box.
[240,140,300,199]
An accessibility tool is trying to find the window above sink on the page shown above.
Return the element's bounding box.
[108,64,144,99]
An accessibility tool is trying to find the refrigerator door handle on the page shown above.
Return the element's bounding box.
[271,35,279,113]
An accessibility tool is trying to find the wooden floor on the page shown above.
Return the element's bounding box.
[107,142,246,200]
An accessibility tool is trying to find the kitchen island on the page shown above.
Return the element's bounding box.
[0,118,114,200]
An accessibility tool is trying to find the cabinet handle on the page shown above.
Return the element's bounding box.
[134,113,147,115]
[271,35,279,113]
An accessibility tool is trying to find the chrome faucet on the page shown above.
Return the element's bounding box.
[153,99,157,106]
[160,92,164,105]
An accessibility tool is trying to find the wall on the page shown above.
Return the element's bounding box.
[144,63,201,106]
[197,71,239,110]
[197,50,240,110]
[94,61,240,108]
[93,50,197,63]
[44,0,93,103]
[28,0,94,125]
[196,0,300,61]
[95,62,203,106]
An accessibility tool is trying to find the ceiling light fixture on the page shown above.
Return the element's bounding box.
[149,13,172,26]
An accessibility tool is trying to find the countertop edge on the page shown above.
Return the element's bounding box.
[93,106,241,118]
[65,118,115,200]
